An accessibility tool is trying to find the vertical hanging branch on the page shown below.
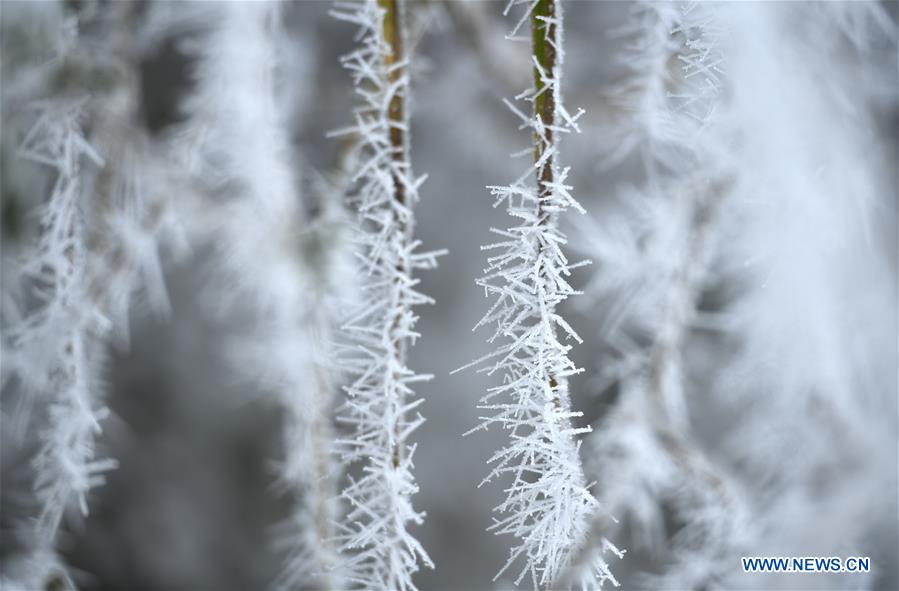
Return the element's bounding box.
[271,197,352,591]
[18,99,110,549]
[170,2,347,588]
[531,0,559,405]
[456,0,621,588]
[565,3,743,588]
[7,34,107,565]
[331,0,442,589]
[381,0,405,205]
[380,0,410,472]
[532,0,555,202]
[2,3,171,585]
[274,259,347,591]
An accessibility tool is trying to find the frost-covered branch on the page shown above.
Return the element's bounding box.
[171,2,348,588]
[705,3,897,588]
[1,4,179,585]
[459,1,620,588]
[13,98,110,544]
[574,2,895,588]
[269,204,351,591]
[269,194,354,591]
[330,1,440,588]
[567,2,744,586]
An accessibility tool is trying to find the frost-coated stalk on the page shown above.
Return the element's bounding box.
[578,0,728,439]
[379,0,413,471]
[16,101,112,548]
[7,44,105,558]
[459,1,620,588]
[171,2,343,587]
[272,213,349,591]
[645,178,725,430]
[331,0,439,589]
[702,3,896,588]
[3,10,135,583]
[1,4,180,584]
[85,2,178,351]
[567,3,744,586]
[304,314,341,586]
[274,284,345,591]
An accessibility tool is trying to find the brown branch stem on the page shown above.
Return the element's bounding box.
[532,0,562,407]
[379,0,409,470]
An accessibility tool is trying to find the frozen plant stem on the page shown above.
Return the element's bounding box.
[532,0,559,407]
[532,0,555,199]
[301,306,342,590]
[567,5,742,585]
[332,0,439,587]
[380,0,405,187]
[171,4,342,587]
[460,0,620,587]
[380,0,409,471]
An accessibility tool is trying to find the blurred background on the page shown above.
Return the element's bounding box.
[1,1,897,590]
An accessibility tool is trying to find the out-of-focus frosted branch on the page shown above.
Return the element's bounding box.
[569,3,743,587]
[171,2,348,588]
[706,3,897,587]
[13,98,111,544]
[2,4,179,585]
